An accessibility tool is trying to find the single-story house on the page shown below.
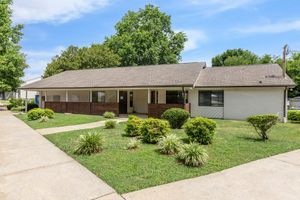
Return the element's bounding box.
[21,62,295,121]
[289,96,300,110]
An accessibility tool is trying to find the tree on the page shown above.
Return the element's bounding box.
[286,53,300,97]
[212,49,259,67]
[0,0,27,91]
[105,4,187,66]
[44,44,120,77]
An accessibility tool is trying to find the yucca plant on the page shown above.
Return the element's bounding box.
[105,120,117,129]
[177,143,208,167]
[158,134,182,155]
[38,116,49,123]
[126,138,140,150]
[75,131,104,155]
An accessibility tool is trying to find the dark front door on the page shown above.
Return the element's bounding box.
[119,91,127,114]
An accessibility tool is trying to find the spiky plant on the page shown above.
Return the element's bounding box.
[75,131,104,155]
[158,134,182,155]
[177,143,208,167]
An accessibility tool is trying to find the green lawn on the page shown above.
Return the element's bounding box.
[45,120,300,194]
[16,113,105,129]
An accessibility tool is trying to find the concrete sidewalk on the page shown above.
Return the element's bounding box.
[37,118,128,135]
[123,150,300,200]
[0,111,123,200]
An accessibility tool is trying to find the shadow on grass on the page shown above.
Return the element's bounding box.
[236,136,266,142]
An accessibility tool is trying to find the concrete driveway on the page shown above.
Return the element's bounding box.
[0,111,123,200]
[123,150,300,200]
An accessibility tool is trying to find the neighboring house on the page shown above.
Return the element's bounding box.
[0,77,41,100]
[21,62,295,121]
[289,96,300,110]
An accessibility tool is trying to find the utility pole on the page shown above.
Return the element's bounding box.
[282,44,288,77]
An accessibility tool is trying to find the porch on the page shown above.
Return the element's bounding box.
[40,88,190,118]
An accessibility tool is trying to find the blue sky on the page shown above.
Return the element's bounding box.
[11,0,300,80]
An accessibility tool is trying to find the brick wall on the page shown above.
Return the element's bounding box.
[148,103,190,118]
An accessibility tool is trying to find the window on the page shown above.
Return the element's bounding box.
[198,91,224,107]
[151,91,158,104]
[53,95,60,102]
[92,91,105,103]
[166,91,184,104]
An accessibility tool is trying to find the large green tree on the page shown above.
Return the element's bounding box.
[44,44,120,77]
[105,4,187,66]
[0,0,27,91]
[286,53,300,97]
[212,49,260,67]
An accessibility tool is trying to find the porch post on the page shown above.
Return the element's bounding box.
[25,90,28,113]
[117,89,119,103]
[45,91,47,102]
[182,86,186,105]
[38,91,42,108]
[66,90,69,102]
[89,90,92,102]
[147,89,151,104]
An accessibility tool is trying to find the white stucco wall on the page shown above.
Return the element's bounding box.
[224,88,285,120]
[189,88,285,120]
[133,90,148,113]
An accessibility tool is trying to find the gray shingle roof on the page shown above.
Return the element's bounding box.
[194,64,295,88]
[22,62,205,89]
[21,63,295,90]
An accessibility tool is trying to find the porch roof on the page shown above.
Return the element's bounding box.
[21,62,205,90]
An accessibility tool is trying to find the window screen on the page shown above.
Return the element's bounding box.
[198,91,224,106]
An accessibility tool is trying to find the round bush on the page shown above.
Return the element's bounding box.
[141,118,171,144]
[75,131,104,155]
[158,134,182,155]
[27,108,45,120]
[247,114,279,140]
[183,117,217,144]
[177,143,209,167]
[44,108,54,118]
[288,110,300,121]
[105,120,116,129]
[161,108,190,129]
[124,115,143,136]
[103,111,115,119]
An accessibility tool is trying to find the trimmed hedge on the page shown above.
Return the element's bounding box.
[27,108,54,120]
[161,108,190,129]
[27,103,39,111]
[288,110,300,122]
[247,114,279,140]
[124,115,143,136]
[141,118,171,144]
[183,117,217,144]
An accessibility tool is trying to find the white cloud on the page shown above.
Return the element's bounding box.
[179,30,207,51]
[12,0,109,24]
[234,19,300,34]
[23,46,65,79]
[188,0,263,15]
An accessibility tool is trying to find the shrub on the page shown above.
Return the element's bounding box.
[161,108,190,129]
[177,143,209,167]
[247,114,279,140]
[27,102,39,111]
[183,117,217,144]
[126,139,140,150]
[105,120,117,129]
[75,132,104,155]
[158,134,182,155]
[39,116,49,123]
[103,111,115,119]
[44,108,54,118]
[124,115,143,136]
[11,106,25,112]
[7,98,23,110]
[27,108,46,120]
[141,118,171,144]
[288,110,300,122]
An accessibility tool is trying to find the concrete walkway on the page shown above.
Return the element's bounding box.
[0,111,124,200]
[123,150,300,200]
[37,118,128,135]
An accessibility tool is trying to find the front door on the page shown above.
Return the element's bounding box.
[119,91,127,114]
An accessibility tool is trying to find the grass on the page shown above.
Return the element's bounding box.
[16,113,105,129]
[45,120,300,194]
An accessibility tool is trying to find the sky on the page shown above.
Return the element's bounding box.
[11,0,300,80]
